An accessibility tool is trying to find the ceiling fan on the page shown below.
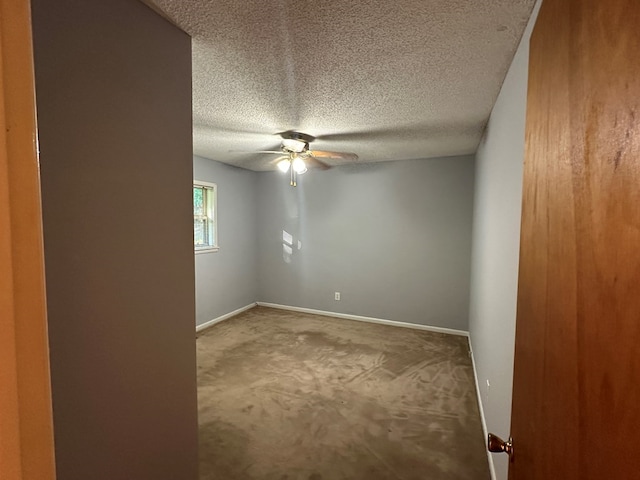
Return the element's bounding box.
[237,131,358,187]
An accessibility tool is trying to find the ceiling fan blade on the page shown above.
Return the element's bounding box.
[228,149,283,154]
[306,155,331,170]
[268,155,290,165]
[308,150,358,161]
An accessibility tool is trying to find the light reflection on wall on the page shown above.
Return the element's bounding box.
[282,229,293,263]
[282,230,303,263]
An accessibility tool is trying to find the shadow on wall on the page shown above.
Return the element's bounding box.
[277,171,306,267]
[327,162,393,175]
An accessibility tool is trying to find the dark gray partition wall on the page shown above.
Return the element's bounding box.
[31,0,198,478]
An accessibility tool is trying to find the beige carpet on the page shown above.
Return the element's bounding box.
[197,306,490,480]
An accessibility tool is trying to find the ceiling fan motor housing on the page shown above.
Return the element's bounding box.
[282,137,307,153]
[280,131,317,153]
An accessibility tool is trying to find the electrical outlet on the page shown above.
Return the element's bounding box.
[334,292,341,301]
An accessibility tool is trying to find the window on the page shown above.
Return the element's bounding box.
[193,181,218,253]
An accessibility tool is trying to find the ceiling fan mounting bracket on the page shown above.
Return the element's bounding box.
[279,130,316,144]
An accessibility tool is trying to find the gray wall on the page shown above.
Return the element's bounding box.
[193,156,258,326]
[468,1,541,478]
[256,157,475,331]
[31,1,198,479]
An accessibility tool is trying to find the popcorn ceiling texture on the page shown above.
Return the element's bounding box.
[148,0,535,171]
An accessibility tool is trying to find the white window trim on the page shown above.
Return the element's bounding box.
[194,180,219,254]
[195,246,219,254]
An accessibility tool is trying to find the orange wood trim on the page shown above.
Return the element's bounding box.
[511,0,640,478]
[0,0,56,479]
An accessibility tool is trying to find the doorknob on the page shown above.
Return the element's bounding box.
[488,433,514,460]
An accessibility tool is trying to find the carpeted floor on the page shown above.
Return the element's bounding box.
[196,306,490,480]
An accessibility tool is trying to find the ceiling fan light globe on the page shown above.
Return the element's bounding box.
[277,159,291,173]
[292,157,307,174]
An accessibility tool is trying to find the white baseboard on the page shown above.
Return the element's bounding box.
[196,303,257,333]
[468,338,496,480]
[256,302,469,337]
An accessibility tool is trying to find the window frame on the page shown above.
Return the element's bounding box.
[193,180,219,254]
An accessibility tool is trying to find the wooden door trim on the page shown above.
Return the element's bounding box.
[0,0,56,479]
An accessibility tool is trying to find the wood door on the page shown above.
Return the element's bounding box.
[509,0,640,478]
[0,0,56,479]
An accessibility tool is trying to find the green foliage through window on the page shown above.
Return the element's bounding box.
[193,182,217,250]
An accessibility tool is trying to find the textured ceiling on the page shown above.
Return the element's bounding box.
[148,0,535,171]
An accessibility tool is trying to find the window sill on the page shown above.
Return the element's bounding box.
[195,247,219,255]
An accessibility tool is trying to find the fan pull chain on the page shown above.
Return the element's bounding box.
[290,165,296,187]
